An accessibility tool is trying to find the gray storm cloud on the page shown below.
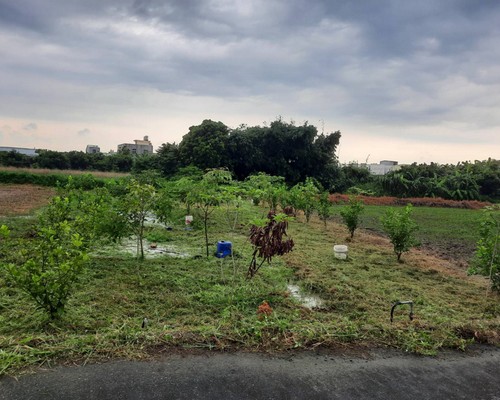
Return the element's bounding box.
[0,0,499,159]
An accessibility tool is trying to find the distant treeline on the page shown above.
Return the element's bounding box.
[0,118,498,200]
[1,119,343,188]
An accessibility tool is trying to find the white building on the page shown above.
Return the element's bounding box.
[367,160,400,175]
[117,136,153,155]
[86,145,100,154]
[0,146,37,156]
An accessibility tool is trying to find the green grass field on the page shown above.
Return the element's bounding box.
[334,205,484,264]
[357,205,482,243]
[0,200,498,376]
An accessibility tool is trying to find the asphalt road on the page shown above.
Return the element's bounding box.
[1,346,499,400]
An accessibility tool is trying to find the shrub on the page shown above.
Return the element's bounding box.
[339,196,364,239]
[468,206,500,291]
[67,174,105,190]
[248,211,294,278]
[381,204,419,262]
[289,178,320,223]
[1,220,88,320]
[317,192,333,228]
[146,228,173,243]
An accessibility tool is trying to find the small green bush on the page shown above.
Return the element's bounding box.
[68,174,105,190]
[381,204,419,262]
[146,228,173,243]
[468,205,499,290]
[339,196,364,238]
[317,192,333,228]
[1,220,88,320]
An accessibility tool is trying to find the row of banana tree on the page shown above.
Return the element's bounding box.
[382,159,499,201]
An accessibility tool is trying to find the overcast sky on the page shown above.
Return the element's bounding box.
[0,0,499,164]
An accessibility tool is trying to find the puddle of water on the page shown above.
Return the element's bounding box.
[98,214,188,258]
[287,284,324,309]
[96,238,191,259]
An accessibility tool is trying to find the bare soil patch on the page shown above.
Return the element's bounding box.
[356,229,469,278]
[0,184,55,216]
[361,226,475,269]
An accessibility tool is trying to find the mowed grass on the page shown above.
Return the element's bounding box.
[357,205,483,244]
[334,205,485,264]
[0,199,499,376]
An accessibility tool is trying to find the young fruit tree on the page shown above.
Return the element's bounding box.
[123,179,158,260]
[317,192,333,229]
[0,201,89,320]
[289,178,320,223]
[248,211,294,278]
[244,173,285,209]
[381,204,419,262]
[339,196,365,239]
[188,169,233,257]
[468,205,499,291]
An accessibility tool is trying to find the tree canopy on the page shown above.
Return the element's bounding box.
[177,119,230,170]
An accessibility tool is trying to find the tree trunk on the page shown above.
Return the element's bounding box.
[204,211,209,257]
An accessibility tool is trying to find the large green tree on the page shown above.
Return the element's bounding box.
[226,125,265,180]
[67,151,91,170]
[0,150,34,168]
[35,150,70,169]
[156,142,180,177]
[178,120,230,170]
[227,119,341,186]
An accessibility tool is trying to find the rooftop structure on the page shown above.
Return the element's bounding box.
[367,160,400,175]
[86,145,100,154]
[0,146,38,156]
[344,160,401,176]
[117,136,153,155]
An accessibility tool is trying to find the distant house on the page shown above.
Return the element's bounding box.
[0,146,38,156]
[367,160,400,175]
[86,145,100,154]
[117,136,153,155]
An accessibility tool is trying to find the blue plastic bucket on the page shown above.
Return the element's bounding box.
[216,241,232,258]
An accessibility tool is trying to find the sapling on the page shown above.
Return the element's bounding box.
[289,178,320,223]
[189,169,232,257]
[339,196,364,238]
[244,173,285,209]
[381,204,418,262]
[317,192,333,229]
[123,179,157,260]
[248,211,294,278]
[1,204,88,320]
[468,205,499,291]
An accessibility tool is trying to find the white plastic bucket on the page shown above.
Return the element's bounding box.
[333,245,348,260]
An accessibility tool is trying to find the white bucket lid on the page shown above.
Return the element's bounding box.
[333,245,348,253]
